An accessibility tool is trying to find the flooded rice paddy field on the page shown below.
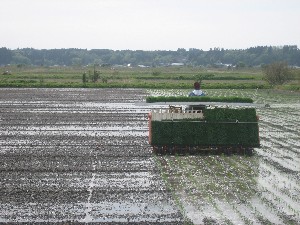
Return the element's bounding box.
[0,88,183,224]
[150,89,300,225]
[1,88,300,224]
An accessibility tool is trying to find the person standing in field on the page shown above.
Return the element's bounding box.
[189,81,205,96]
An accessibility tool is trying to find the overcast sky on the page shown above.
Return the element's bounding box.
[1,0,300,51]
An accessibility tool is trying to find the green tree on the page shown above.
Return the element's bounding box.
[263,61,293,85]
[0,47,12,65]
[71,57,82,66]
[12,52,31,65]
[92,64,100,82]
[237,61,246,68]
[82,72,88,83]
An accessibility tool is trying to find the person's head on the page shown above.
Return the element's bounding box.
[194,82,200,90]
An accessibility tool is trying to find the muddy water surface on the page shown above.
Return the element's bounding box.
[0,88,184,224]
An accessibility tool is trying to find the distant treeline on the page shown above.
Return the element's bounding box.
[0,45,300,67]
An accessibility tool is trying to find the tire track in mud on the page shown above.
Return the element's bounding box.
[0,88,184,224]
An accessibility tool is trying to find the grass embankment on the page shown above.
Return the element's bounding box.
[1,65,298,90]
[0,80,270,89]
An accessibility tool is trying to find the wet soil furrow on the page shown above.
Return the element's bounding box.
[0,88,184,224]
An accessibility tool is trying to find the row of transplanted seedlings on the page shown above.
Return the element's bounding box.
[158,154,297,224]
